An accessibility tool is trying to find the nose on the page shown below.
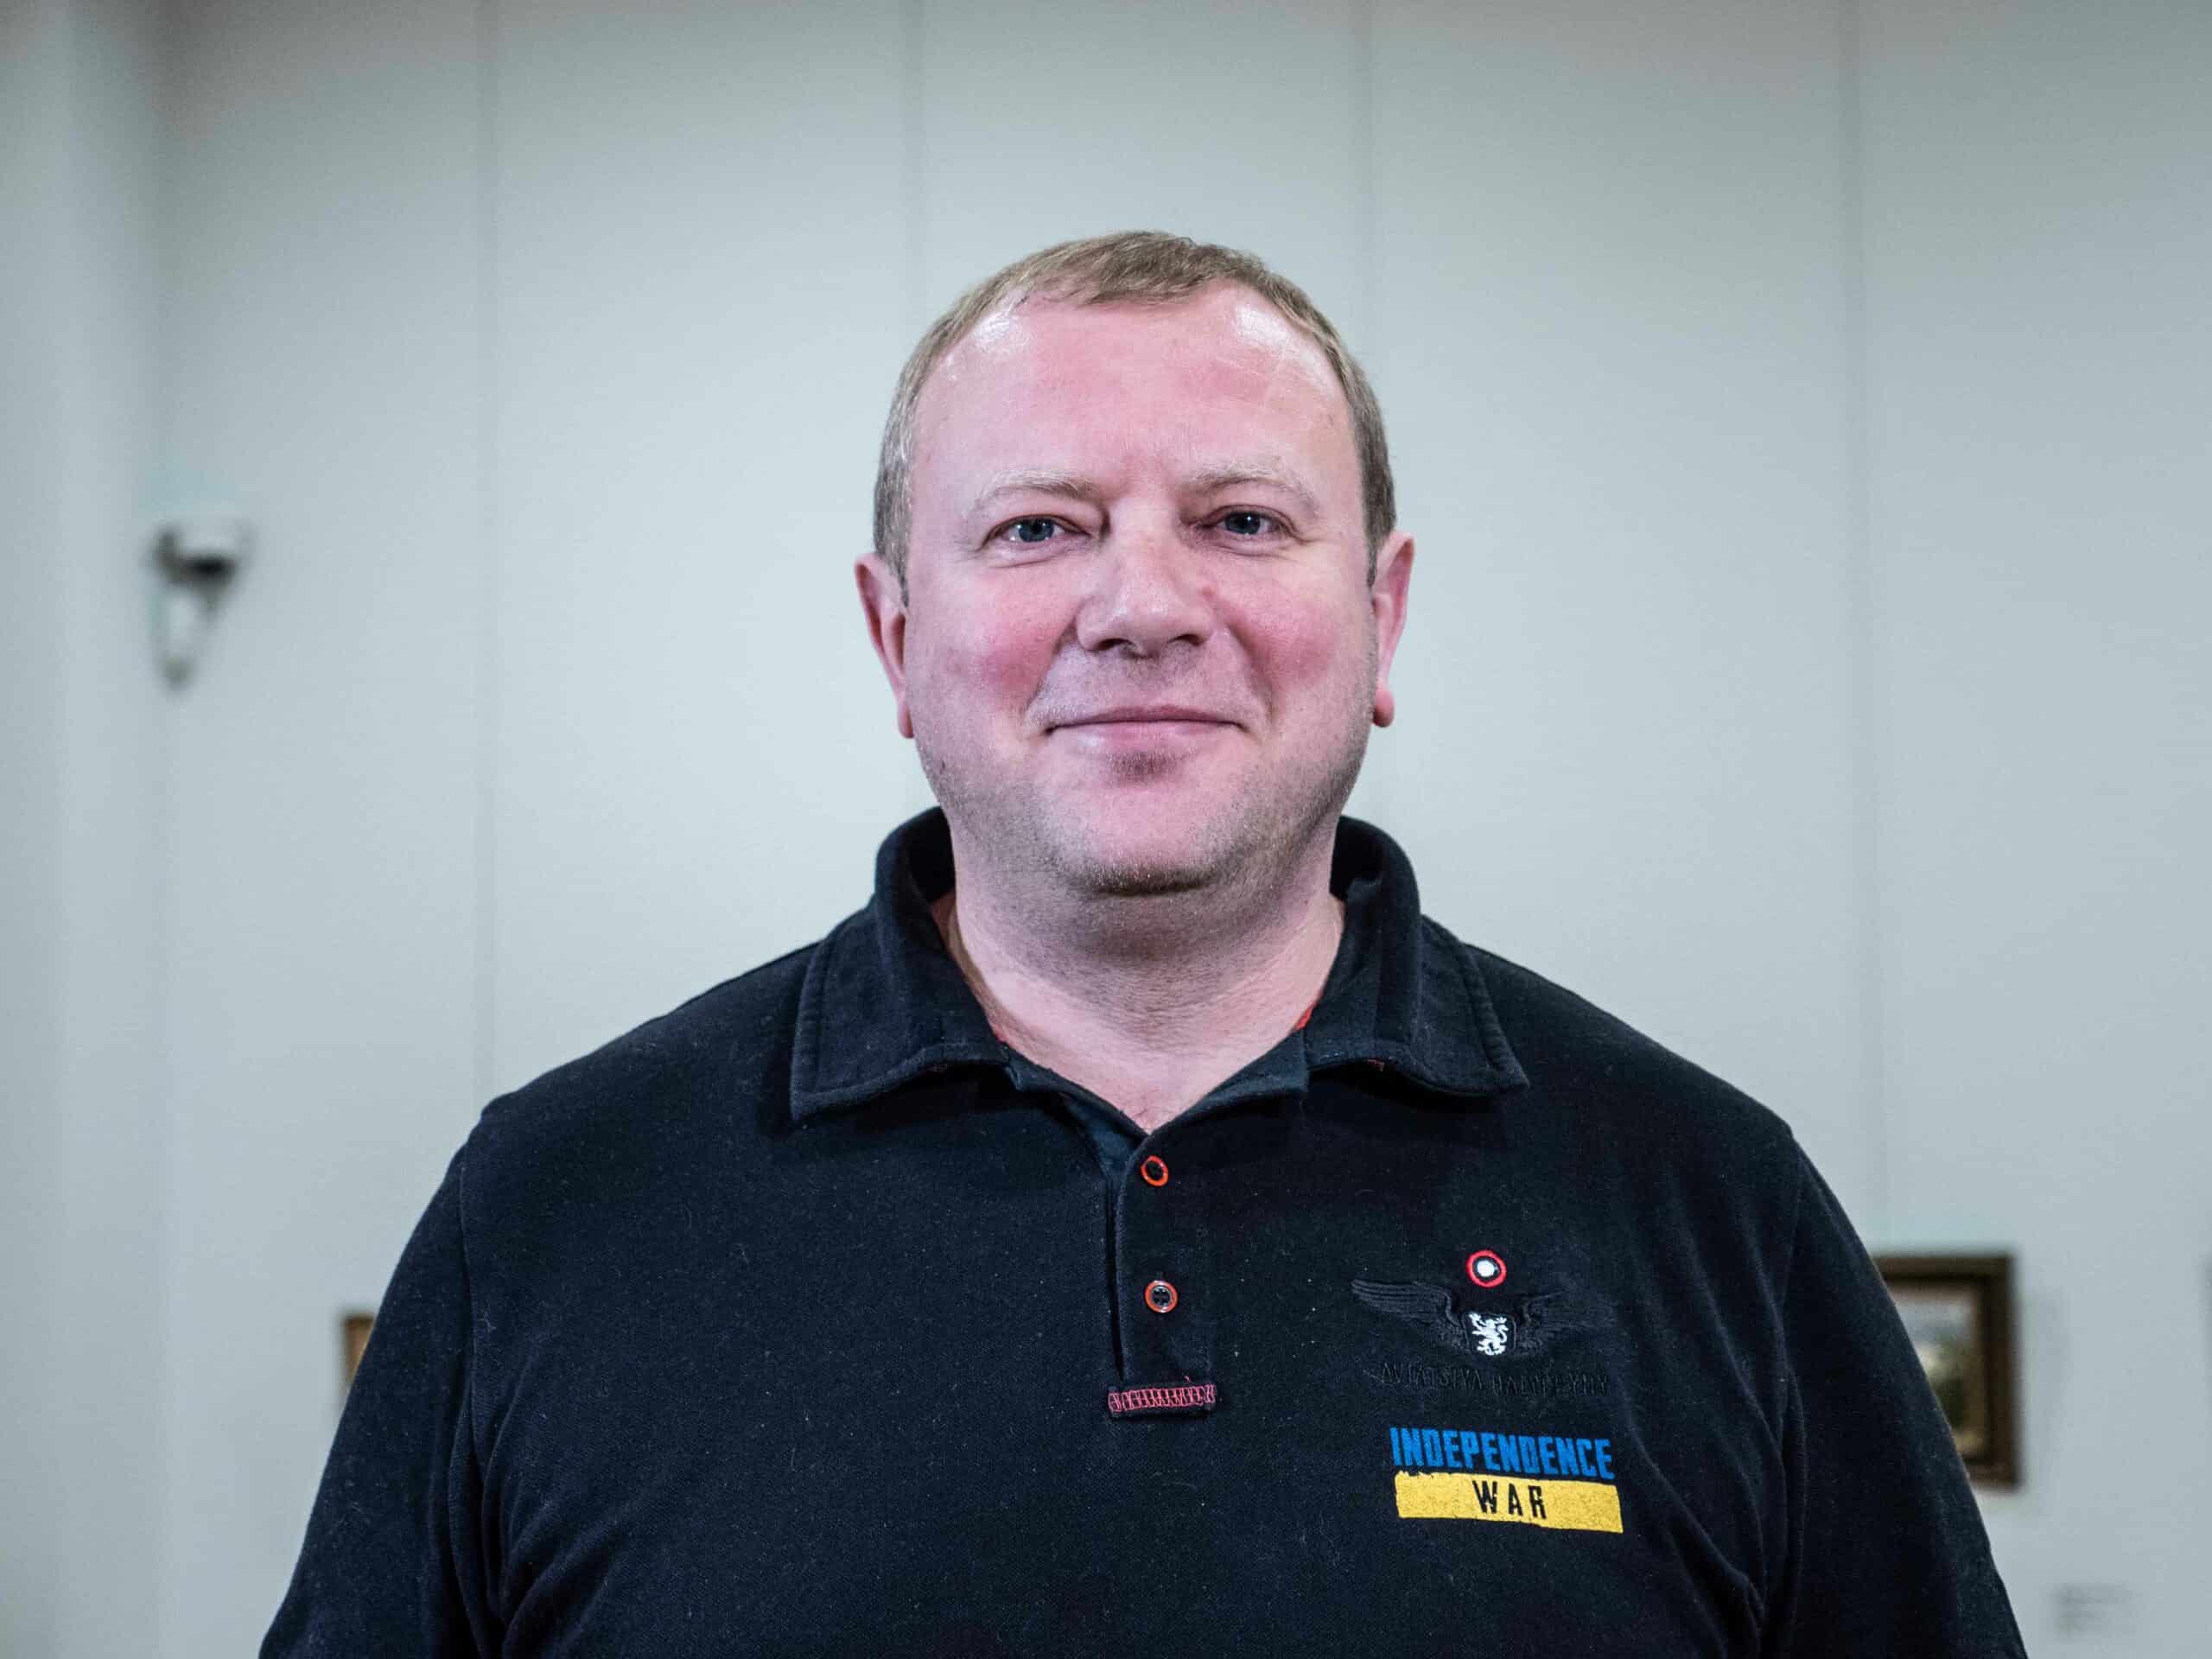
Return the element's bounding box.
[1072,512,1217,658]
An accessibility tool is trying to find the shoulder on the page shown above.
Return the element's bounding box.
[1453,932,1808,1232]
[1463,937,1796,1141]
[461,931,825,1199]
[1449,932,1829,1402]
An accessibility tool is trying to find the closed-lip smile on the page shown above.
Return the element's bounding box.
[1057,705,1231,728]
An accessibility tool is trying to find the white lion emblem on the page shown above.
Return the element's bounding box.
[1465,1311,1511,1357]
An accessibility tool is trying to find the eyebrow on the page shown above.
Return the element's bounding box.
[967,469,1101,518]
[966,460,1324,521]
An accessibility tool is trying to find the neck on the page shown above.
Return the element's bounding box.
[927,828,1347,1134]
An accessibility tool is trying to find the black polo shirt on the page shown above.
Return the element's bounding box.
[263,807,2025,1656]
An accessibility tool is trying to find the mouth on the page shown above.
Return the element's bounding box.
[1053,718,1233,748]
[1053,704,1236,730]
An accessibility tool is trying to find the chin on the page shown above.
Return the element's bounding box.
[1047,804,1240,896]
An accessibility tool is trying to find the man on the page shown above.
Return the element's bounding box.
[264,232,2025,1655]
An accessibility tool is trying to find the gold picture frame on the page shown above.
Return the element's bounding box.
[340,1309,376,1395]
[1874,1253,2019,1488]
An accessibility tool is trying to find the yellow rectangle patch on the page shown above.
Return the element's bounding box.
[1394,1471,1623,1533]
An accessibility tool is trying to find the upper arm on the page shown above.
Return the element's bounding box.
[1760,1147,2025,1657]
[260,1141,498,1656]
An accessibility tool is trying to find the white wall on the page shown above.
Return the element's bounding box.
[156,3,484,1648]
[489,0,916,1085]
[6,1,2205,1653]
[1371,0,1867,1202]
[1860,0,2212,1637]
[0,14,73,1652]
[1,1,168,1656]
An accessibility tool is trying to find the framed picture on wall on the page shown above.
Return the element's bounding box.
[1874,1253,2018,1487]
[341,1309,376,1395]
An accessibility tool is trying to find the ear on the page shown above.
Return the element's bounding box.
[1369,530,1414,728]
[855,551,915,740]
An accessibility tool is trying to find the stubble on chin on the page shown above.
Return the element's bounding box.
[913,688,1372,906]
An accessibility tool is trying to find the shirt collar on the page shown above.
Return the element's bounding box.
[788,806,1528,1124]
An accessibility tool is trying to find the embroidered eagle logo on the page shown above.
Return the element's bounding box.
[1350,1277,1589,1363]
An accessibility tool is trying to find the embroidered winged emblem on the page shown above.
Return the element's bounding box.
[1351,1277,1592,1363]
[1465,1309,1512,1357]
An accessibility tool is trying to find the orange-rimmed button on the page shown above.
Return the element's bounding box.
[1144,1279,1179,1313]
[1140,1154,1169,1187]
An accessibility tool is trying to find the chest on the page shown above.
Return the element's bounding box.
[473,1097,1784,1656]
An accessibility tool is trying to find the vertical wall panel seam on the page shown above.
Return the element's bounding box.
[1350,0,1389,829]
[474,0,501,1107]
[1838,0,1889,1226]
[1351,0,1375,350]
[145,4,181,1649]
[43,18,86,1657]
[899,0,931,814]
[149,0,184,1646]
[903,0,926,332]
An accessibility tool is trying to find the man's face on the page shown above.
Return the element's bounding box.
[857,281,1412,900]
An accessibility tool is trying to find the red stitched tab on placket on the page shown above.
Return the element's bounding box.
[1104,1381,1218,1418]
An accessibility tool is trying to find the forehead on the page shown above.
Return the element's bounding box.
[911,283,1355,498]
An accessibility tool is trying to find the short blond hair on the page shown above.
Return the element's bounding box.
[873,230,1395,596]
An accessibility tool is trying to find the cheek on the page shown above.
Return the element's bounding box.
[914,594,1062,719]
[1234,592,1364,709]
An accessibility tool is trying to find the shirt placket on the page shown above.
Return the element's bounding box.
[1108,1135,1217,1414]
[986,995,1320,1421]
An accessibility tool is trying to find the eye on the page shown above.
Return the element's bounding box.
[993,517,1068,547]
[1213,509,1284,538]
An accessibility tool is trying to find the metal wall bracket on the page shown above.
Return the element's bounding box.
[150,514,251,687]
